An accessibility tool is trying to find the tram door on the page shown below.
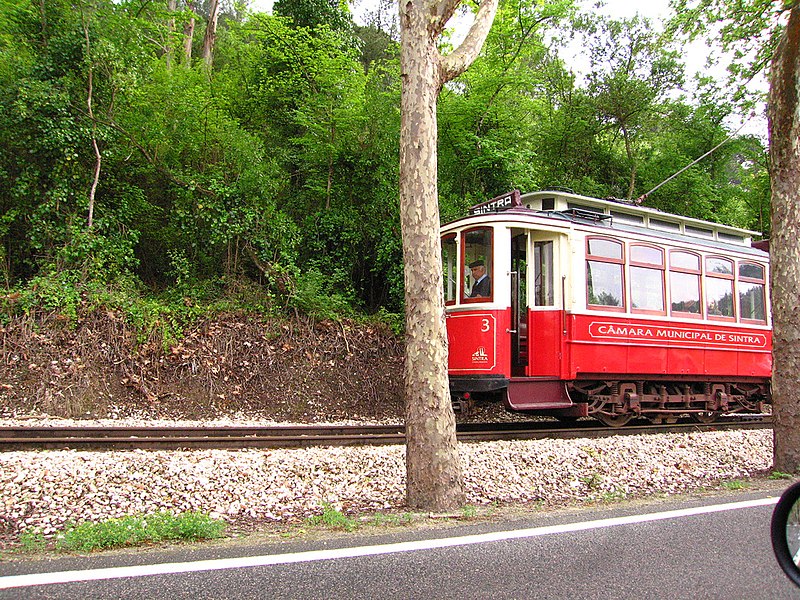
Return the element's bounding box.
[511,231,528,376]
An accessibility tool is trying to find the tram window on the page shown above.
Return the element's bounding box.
[706,277,735,317]
[630,245,665,313]
[671,251,699,271]
[462,227,493,302]
[631,245,662,265]
[534,241,554,306]
[740,263,764,280]
[651,219,681,232]
[441,234,457,305]
[739,262,766,322]
[611,211,644,225]
[686,225,714,239]
[587,237,622,260]
[707,257,733,276]
[586,237,624,309]
[670,251,701,316]
[706,257,734,319]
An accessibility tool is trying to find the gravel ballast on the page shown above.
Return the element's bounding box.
[0,428,773,545]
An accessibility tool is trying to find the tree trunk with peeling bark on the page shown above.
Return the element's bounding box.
[183,1,196,66]
[202,0,220,68]
[768,7,800,473]
[399,0,497,511]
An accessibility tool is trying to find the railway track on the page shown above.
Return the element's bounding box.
[0,416,772,451]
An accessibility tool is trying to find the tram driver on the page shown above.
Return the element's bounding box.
[469,260,491,298]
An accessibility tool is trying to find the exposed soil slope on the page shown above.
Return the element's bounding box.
[0,312,405,422]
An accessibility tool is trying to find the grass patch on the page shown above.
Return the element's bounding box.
[18,529,47,553]
[53,511,226,553]
[599,489,627,503]
[306,503,359,532]
[769,471,794,480]
[721,479,749,491]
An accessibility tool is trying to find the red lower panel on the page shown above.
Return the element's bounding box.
[447,309,511,376]
[447,310,772,383]
[567,314,772,379]
[527,310,562,377]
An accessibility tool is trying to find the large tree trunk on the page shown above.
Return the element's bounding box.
[399,1,462,511]
[398,0,497,511]
[768,7,800,472]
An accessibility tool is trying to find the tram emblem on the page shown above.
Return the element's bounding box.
[472,346,489,363]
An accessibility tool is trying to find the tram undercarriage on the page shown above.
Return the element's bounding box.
[450,376,770,427]
[568,379,769,427]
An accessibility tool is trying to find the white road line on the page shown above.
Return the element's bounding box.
[0,496,779,590]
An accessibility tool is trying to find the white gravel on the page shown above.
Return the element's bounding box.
[0,427,773,542]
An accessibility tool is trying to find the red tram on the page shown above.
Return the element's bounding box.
[442,189,771,426]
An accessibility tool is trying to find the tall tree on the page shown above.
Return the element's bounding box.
[767,6,800,473]
[183,0,196,65]
[671,0,798,471]
[273,0,354,33]
[202,0,221,67]
[399,0,497,510]
[438,0,574,200]
[584,15,684,200]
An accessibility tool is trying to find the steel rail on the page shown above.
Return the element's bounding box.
[0,416,772,451]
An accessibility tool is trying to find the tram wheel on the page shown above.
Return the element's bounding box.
[690,411,719,424]
[596,413,632,428]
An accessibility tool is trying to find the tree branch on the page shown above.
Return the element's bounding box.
[80,3,100,230]
[439,0,498,83]
[427,0,462,38]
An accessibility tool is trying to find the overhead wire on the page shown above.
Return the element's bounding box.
[636,119,751,204]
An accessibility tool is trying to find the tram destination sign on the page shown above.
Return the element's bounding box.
[469,189,522,215]
[588,321,768,348]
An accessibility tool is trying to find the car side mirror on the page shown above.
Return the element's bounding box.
[771,480,800,588]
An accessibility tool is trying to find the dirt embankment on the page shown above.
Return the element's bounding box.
[0,311,405,422]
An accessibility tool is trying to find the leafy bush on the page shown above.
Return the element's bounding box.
[55,511,226,553]
[290,268,354,321]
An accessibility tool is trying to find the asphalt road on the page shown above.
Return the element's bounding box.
[2,489,798,599]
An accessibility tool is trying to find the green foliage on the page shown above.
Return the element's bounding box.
[721,479,749,491]
[55,511,226,553]
[372,307,404,336]
[668,0,778,110]
[0,0,772,323]
[600,489,627,503]
[306,502,359,532]
[18,528,47,553]
[770,471,794,480]
[273,0,354,36]
[290,268,353,321]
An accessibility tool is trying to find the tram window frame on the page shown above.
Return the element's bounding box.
[586,237,625,311]
[441,233,457,306]
[705,256,735,321]
[669,250,702,318]
[629,244,666,315]
[738,262,767,324]
[534,240,555,307]
[461,226,494,304]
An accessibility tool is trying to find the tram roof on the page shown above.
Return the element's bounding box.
[443,189,766,255]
